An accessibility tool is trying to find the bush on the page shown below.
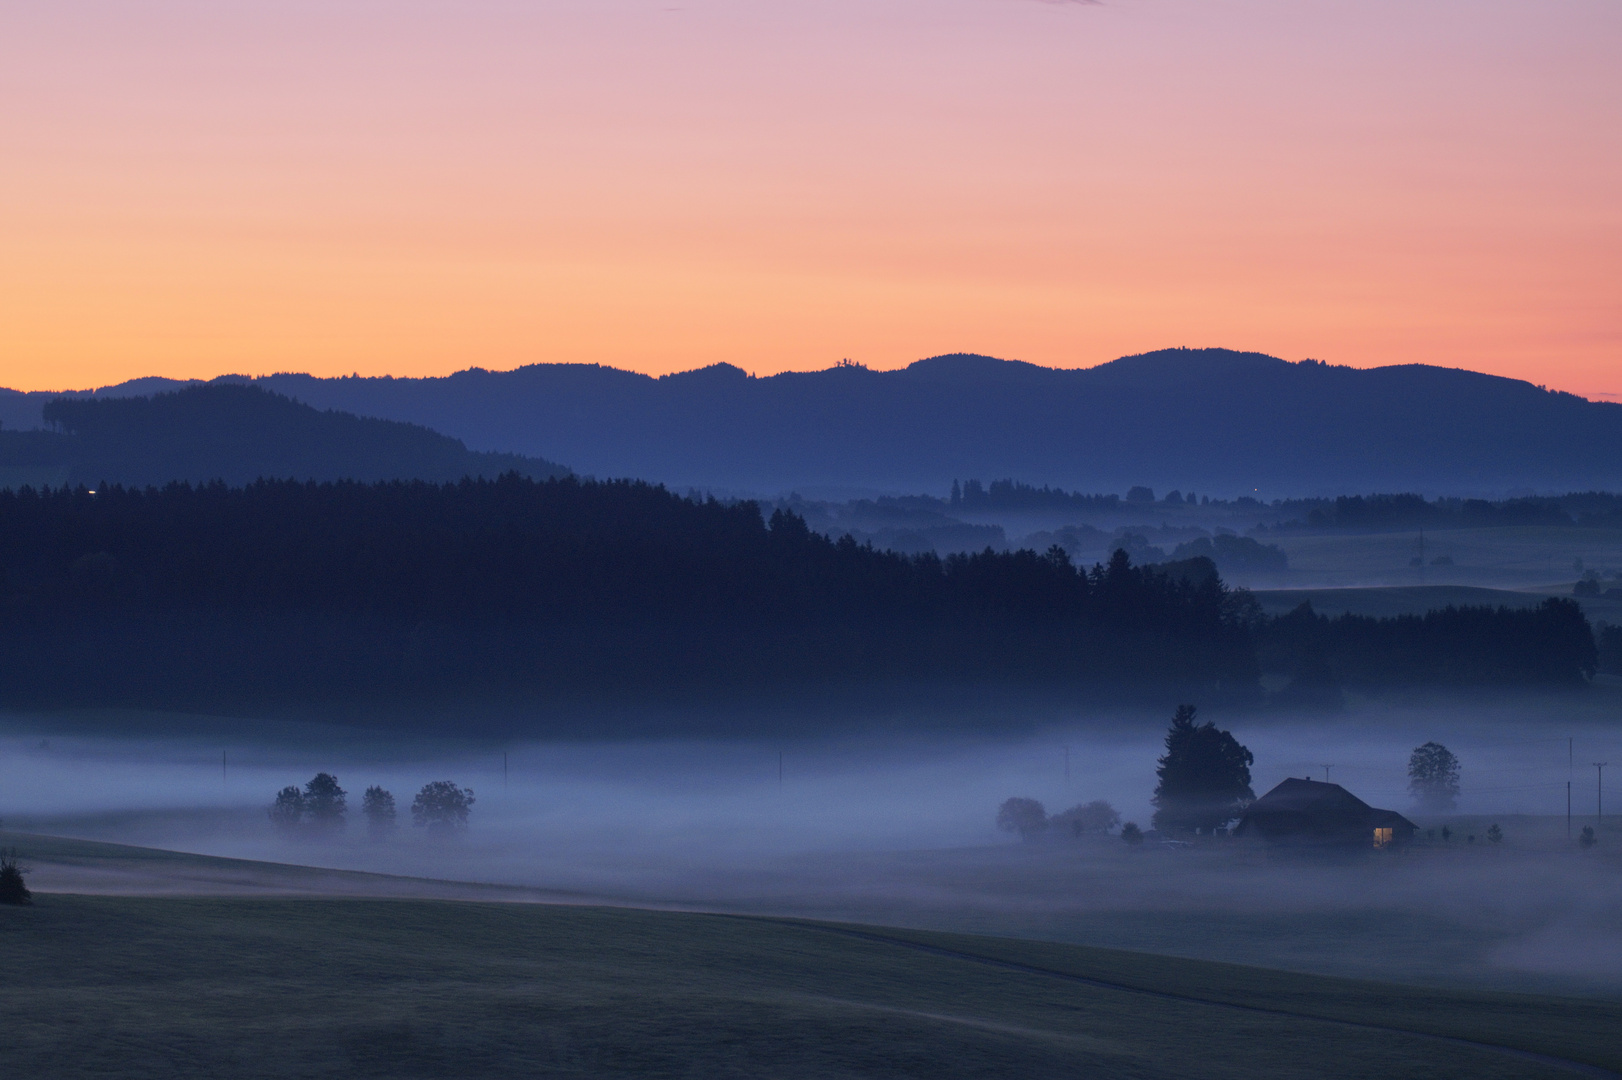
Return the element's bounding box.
[1120,822,1143,846]
[1580,826,1597,849]
[1486,823,1503,844]
[0,849,31,905]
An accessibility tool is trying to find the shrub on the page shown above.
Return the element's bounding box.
[1580,826,1597,849]
[0,849,31,905]
[1486,823,1502,844]
[1120,822,1144,846]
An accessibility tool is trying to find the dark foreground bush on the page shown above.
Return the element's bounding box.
[0,850,32,905]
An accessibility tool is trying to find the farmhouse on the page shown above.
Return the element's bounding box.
[1233,777,1416,849]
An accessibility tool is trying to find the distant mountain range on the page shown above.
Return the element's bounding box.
[0,384,568,489]
[4,349,1619,495]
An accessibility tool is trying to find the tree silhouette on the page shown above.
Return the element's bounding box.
[1408,742,1460,812]
[995,798,1048,841]
[303,773,347,830]
[268,786,305,831]
[1151,705,1254,834]
[362,786,396,839]
[1050,800,1120,837]
[411,781,475,830]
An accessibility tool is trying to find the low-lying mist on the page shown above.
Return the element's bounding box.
[3,695,1618,997]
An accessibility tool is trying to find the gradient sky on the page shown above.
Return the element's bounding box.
[3,0,1619,396]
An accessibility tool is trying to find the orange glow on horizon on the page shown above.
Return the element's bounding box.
[2,1,1618,398]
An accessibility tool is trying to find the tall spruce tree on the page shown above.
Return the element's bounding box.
[1151,705,1254,834]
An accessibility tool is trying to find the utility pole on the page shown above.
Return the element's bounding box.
[1597,763,1609,821]
[1321,764,1332,782]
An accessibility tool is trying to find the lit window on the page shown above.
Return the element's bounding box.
[1373,827,1393,849]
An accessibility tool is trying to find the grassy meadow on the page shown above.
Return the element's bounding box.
[3,885,1620,1079]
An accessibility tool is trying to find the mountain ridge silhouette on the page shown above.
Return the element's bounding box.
[3,348,1615,495]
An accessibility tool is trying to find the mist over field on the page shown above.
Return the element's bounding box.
[6,696,1619,995]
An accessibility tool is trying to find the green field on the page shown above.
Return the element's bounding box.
[1,836,1619,1078]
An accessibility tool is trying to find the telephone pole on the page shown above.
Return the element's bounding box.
[1321,764,1333,782]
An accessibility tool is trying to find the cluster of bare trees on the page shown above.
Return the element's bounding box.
[269,774,475,837]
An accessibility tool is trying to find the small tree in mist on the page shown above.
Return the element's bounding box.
[1050,800,1121,838]
[268,786,305,832]
[363,786,397,840]
[0,849,32,905]
[996,798,1048,841]
[411,781,475,831]
[1579,826,1596,849]
[1486,823,1503,844]
[1408,742,1460,812]
[1151,705,1254,835]
[1120,822,1143,846]
[303,773,347,830]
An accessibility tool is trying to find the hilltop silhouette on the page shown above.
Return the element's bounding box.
[4,348,1618,494]
[0,383,568,488]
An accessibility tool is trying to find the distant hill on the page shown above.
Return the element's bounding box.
[0,384,569,489]
[4,349,1620,495]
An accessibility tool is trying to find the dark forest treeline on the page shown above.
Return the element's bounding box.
[0,383,569,489]
[0,476,1255,712]
[0,476,1597,718]
[1258,599,1598,689]
[944,478,1622,532]
[1269,492,1622,532]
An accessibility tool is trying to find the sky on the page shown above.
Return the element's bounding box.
[2,0,1618,397]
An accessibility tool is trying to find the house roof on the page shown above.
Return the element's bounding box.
[1236,777,1417,836]
[1247,777,1375,816]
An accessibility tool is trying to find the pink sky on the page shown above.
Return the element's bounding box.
[2,0,1618,396]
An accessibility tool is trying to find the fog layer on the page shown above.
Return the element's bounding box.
[3,697,1619,997]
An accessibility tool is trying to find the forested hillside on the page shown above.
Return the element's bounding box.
[0,384,568,489]
[0,477,1596,726]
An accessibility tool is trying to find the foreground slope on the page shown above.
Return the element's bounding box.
[8,348,1616,493]
[2,890,1617,1078]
